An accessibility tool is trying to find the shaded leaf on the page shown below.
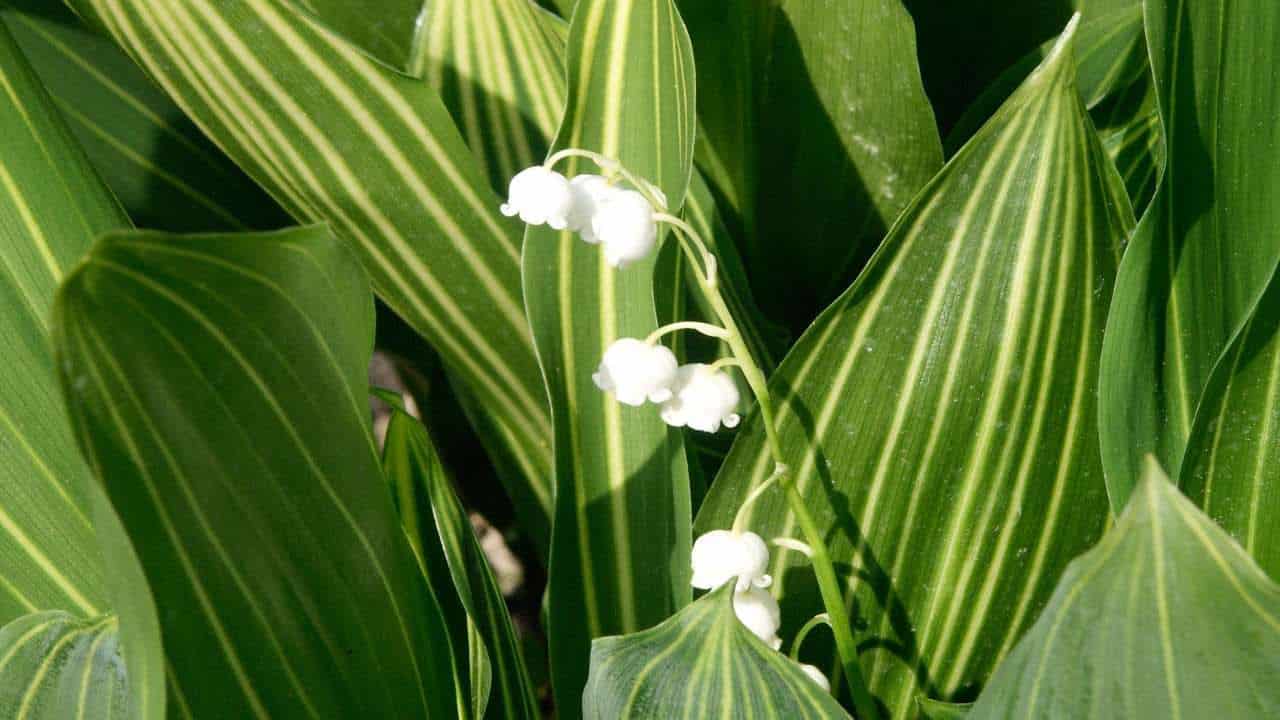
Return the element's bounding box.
[583,584,852,720]
[68,0,554,538]
[1,4,287,232]
[0,611,127,719]
[520,0,696,716]
[383,408,539,720]
[969,460,1280,719]
[751,0,944,330]
[918,697,971,720]
[696,21,1127,718]
[55,226,459,718]
[1098,0,1280,507]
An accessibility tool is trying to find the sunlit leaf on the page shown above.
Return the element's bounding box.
[0,611,127,719]
[697,20,1128,718]
[969,460,1280,719]
[583,584,851,719]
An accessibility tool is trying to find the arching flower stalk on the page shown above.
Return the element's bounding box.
[502,152,879,718]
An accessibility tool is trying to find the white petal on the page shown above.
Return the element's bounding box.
[733,586,781,647]
[797,664,831,693]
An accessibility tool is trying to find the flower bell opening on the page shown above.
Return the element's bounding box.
[660,364,741,433]
[690,529,772,591]
[592,338,679,406]
[500,166,574,229]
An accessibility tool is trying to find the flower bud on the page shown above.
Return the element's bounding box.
[592,338,679,406]
[690,530,771,591]
[591,189,657,267]
[733,586,782,650]
[500,166,573,229]
[566,174,618,244]
[796,663,831,692]
[660,364,741,433]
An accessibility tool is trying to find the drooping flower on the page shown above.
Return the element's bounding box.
[566,174,618,244]
[690,529,771,591]
[500,166,574,229]
[733,586,782,650]
[660,364,741,433]
[796,663,831,692]
[591,189,658,267]
[592,338,679,406]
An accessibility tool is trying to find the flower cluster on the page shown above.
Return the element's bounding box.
[691,530,830,691]
[502,159,741,434]
[501,166,658,268]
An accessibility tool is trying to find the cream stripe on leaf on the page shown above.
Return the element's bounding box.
[1,6,288,233]
[521,1,695,717]
[695,20,1128,719]
[1181,265,1280,580]
[67,0,556,545]
[584,584,852,719]
[0,612,127,720]
[1098,0,1280,509]
[54,226,461,719]
[382,407,540,720]
[965,459,1280,719]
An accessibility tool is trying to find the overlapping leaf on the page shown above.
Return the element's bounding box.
[383,407,539,720]
[521,0,696,715]
[968,460,1280,719]
[583,584,852,719]
[55,226,459,718]
[1180,266,1280,580]
[750,0,944,330]
[0,611,127,719]
[1,3,286,233]
[697,21,1128,717]
[1098,0,1280,506]
[67,0,554,539]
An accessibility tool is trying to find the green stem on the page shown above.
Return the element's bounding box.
[677,226,881,720]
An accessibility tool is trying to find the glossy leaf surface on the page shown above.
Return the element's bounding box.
[55,226,458,719]
[697,22,1127,717]
[0,611,127,719]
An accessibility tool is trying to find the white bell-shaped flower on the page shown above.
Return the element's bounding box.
[733,586,782,650]
[592,338,678,406]
[660,364,741,433]
[500,166,573,229]
[591,189,657,267]
[796,663,831,693]
[566,174,618,244]
[690,529,771,591]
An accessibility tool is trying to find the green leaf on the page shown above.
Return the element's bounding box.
[291,0,429,73]
[696,20,1128,718]
[918,697,971,720]
[520,0,696,715]
[1180,266,1280,579]
[1098,0,1280,507]
[383,408,540,720]
[750,0,944,330]
[417,0,568,192]
[54,226,459,718]
[946,5,1147,152]
[0,611,127,718]
[968,459,1280,719]
[1092,73,1162,216]
[1,4,287,233]
[68,0,555,537]
[0,18,166,719]
[583,584,852,719]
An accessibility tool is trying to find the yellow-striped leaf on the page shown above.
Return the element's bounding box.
[1,3,287,232]
[55,226,459,718]
[1098,0,1280,507]
[0,611,127,719]
[521,0,696,716]
[67,0,555,539]
[1180,267,1280,580]
[696,20,1128,717]
[383,407,540,720]
[583,584,853,719]
[292,0,429,72]
[968,460,1280,719]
